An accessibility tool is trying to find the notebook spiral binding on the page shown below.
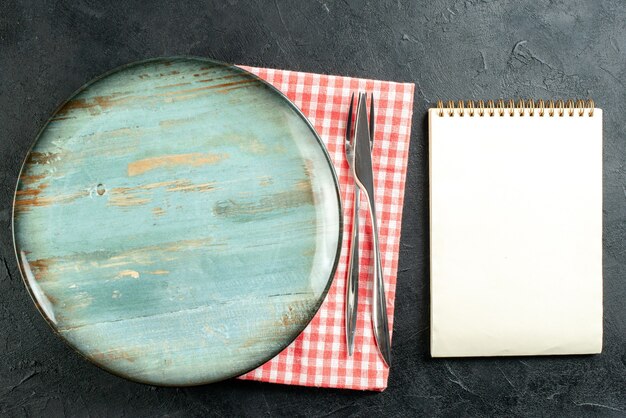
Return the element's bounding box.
[436,99,595,117]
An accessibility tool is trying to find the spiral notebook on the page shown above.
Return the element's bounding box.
[429,100,603,357]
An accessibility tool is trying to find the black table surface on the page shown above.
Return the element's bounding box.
[1,1,625,416]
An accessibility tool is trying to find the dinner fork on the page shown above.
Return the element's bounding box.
[345,93,374,356]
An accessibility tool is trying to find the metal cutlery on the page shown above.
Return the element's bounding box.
[346,92,391,366]
[344,94,374,356]
[353,92,391,366]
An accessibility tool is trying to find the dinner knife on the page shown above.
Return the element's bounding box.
[351,92,391,366]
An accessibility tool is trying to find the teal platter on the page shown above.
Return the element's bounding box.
[12,57,342,386]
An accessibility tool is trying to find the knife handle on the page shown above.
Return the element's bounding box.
[364,190,392,367]
[345,186,360,355]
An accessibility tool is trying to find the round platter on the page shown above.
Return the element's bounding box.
[13,57,342,386]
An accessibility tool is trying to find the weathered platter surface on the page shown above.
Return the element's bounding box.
[13,58,342,386]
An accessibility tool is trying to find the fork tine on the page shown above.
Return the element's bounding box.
[369,93,375,148]
[346,92,354,146]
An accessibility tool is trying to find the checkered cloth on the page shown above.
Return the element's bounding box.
[237,66,415,391]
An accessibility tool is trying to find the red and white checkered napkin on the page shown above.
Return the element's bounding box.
[237,65,415,391]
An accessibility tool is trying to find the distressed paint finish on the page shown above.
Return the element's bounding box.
[12,58,342,386]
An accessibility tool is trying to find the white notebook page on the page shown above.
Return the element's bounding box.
[429,108,603,357]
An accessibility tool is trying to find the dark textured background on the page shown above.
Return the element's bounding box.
[1,0,625,416]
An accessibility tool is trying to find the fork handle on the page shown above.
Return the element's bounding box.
[345,186,360,355]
